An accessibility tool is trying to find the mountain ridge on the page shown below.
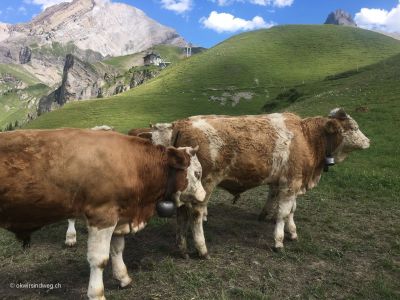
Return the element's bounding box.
[0,0,186,58]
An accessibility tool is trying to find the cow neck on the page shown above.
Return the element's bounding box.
[302,117,329,172]
[162,166,177,203]
[324,130,335,172]
[161,130,181,203]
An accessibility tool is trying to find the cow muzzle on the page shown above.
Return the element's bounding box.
[195,185,207,202]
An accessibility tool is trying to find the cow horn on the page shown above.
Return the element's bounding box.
[172,131,180,147]
[329,108,348,120]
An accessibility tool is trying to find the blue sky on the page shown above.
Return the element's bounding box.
[1,0,399,48]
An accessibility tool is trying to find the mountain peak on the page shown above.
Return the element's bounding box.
[324,9,357,27]
[0,0,186,57]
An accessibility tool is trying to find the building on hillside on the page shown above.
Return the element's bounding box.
[143,52,162,66]
[143,52,171,68]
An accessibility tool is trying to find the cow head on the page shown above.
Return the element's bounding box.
[325,108,370,162]
[166,146,206,206]
[151,123,173,146]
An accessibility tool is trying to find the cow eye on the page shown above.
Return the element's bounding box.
[194,171,201,180]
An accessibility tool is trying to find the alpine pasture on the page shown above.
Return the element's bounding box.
[1,25,399,299]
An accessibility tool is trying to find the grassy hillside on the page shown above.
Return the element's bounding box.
[25,25,400,132]
[2,25,399,299]
[0,64,49,129]
[0,64,41,86]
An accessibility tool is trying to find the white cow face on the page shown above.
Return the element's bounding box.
[151,123,173,146]
[326,108,370,162]
[179,146,206,205]
[167,146,206,206]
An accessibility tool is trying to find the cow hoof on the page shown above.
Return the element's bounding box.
[88,295,105,300]
[272,246,284,253]
[65,234,77,247]
[180,252,190,260]
[65,240,77,247]
[119,276,132,288]
[199,253,211,260]
[287,234,298,242]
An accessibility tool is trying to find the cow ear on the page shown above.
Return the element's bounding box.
[325,119,341,135]
[188,145,199,156]
[329,108,348,120]
[167,147,190,170]
[138,132,152,140]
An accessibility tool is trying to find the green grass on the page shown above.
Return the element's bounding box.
[31,41,102,62]
[25,25,400,132]
[102,52,145,71]
[0,83,49,129]
[0,64,41,86]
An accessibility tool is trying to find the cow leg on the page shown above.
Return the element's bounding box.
[273,192,296,251]
[65,219,77,247]
[202,206,208,222]
[258,185,279,222]
[177,179,213,258]
[87,223,116,300]
[110,235,132,288]
[176,205,191,259]
[191,204,209,259]
[284,199,298,241]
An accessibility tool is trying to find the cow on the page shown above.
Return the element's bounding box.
[0,128,206,300]
[137,108,370,256]
[65,125,114,247]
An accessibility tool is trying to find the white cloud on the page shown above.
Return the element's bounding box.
[200,11,274,33]
[23,0,72,10]
[211,0,294,8]
[18,6,28,15]
[270,0,293,8]
[160,0,193,14]
[355,2,400,33]
[212,0,234,6]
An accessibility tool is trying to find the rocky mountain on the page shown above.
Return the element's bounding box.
[0,0,186,85]
[0,0,189,129]
[37,53,162,114]
[324,9,400,41]
[0,0,186,56]
[325,9,357,27]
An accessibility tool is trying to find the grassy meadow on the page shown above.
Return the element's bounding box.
[24,25,400,132]
[0,62,50,129]
[0,25,399,299]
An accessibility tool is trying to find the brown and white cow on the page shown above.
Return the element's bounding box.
[138,108,370,256]
[65,125,114,247]
[0,128,206,300]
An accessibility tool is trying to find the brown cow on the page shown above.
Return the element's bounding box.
[65,125,114,247]
[142,108,370,256]
[0,128,206,300]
